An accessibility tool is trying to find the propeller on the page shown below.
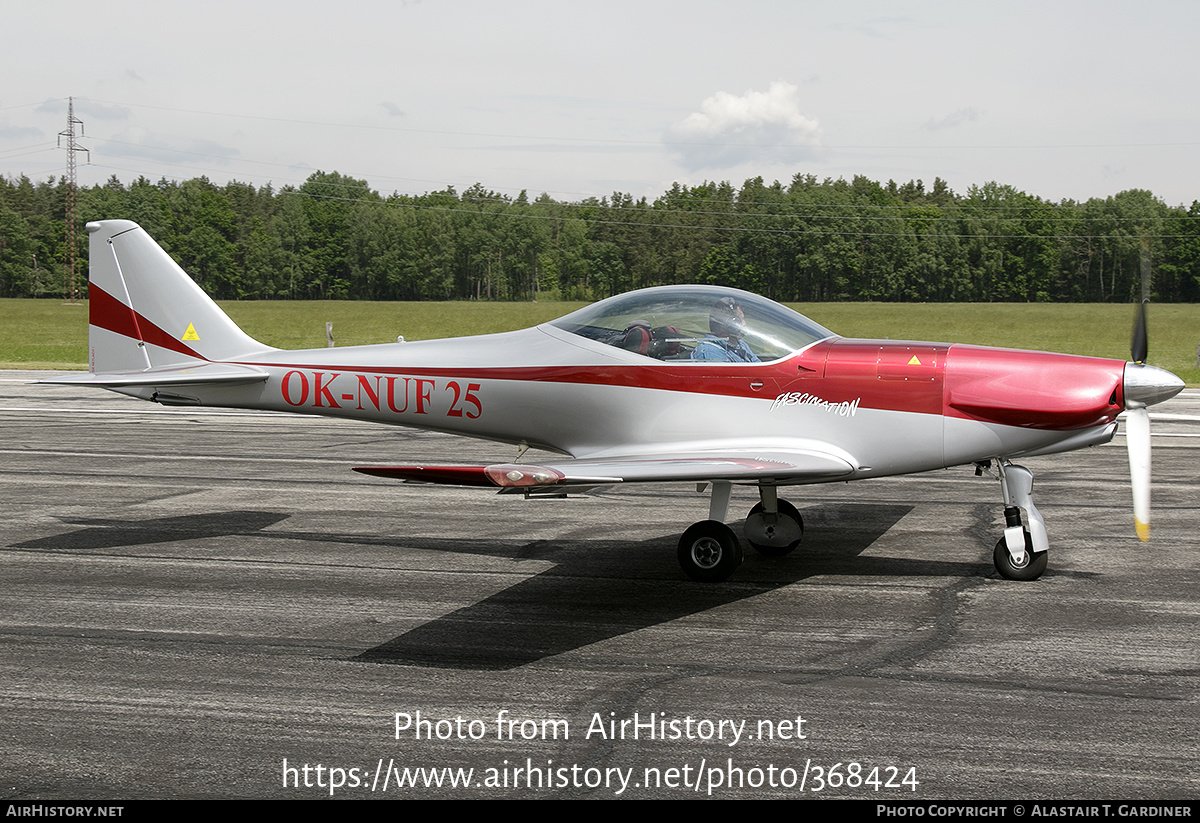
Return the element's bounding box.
[1122,299,1183,542]
[1125,398,1150,541]
[1127,301,1151,541]
[1131,299,1149,365]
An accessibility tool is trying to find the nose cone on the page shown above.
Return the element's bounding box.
[1124,362,1185,408]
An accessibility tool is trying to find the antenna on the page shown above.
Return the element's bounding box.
[57,96,89,304]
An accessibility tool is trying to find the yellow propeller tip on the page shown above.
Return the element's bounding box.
[1136,521,1150,542]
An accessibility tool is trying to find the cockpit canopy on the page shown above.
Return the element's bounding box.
[549,285,834,362]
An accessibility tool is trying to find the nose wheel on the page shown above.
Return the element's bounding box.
[993,533,1047,581]
[992,462,1049,580]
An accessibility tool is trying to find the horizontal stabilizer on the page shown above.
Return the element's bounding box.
[41,362,269,388]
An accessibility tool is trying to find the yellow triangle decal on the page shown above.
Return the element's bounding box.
[907,355,922,365]
[182,323,200,342]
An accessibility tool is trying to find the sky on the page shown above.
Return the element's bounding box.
[2,0,1197,207]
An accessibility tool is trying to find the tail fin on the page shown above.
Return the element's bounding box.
[84,219,271,375]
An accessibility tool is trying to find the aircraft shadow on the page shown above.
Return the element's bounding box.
[12,511,292,551]
[14,504,1004,671]
[357,503,935,670]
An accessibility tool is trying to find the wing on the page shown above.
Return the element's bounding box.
[355,447,855,492]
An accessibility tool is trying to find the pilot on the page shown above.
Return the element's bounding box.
[691,297,760,362]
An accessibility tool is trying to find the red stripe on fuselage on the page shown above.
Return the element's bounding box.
[237,338,950,415]
[88,284,206,361]
[240,357,811,402]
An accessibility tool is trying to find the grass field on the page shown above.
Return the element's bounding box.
[3,298,1196,384]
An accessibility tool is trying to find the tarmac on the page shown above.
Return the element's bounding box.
[2,370,1197,799]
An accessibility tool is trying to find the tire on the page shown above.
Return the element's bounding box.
[677,520,743,582]
[993,533,1048,581]
[745,500,804,556]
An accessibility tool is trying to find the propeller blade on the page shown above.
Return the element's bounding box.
[1125,404,1151,542]
[1131,299,1148,364]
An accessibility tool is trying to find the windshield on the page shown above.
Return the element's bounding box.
[549,285,834,363]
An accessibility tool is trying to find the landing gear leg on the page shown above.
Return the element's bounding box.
[994,462,1048,581]
[677,481,743,582]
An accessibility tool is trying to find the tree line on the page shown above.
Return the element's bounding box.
[1,170,1197,303]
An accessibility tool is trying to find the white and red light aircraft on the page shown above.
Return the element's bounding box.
[48,220,1184,582]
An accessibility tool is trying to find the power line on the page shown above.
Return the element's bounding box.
[281,187,1197,241]
[82,98,1200,152]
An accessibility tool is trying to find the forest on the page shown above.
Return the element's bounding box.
[1,170,1197,303]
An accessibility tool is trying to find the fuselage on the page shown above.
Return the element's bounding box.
[112,324,1129,485]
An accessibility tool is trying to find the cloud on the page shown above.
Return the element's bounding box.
[0,124,42,141]
[380,101,405,117]
[77,100,133,120]
[664,81,822,171]
[922,108,980,132]
[34,98,68,116]
[101,127,239,165]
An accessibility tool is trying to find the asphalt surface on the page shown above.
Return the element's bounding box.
[2,370,1198,799]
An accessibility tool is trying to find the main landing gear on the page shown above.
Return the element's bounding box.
[990,461,1048,581]
[676,463,1054,582]
[677,483,804,582]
